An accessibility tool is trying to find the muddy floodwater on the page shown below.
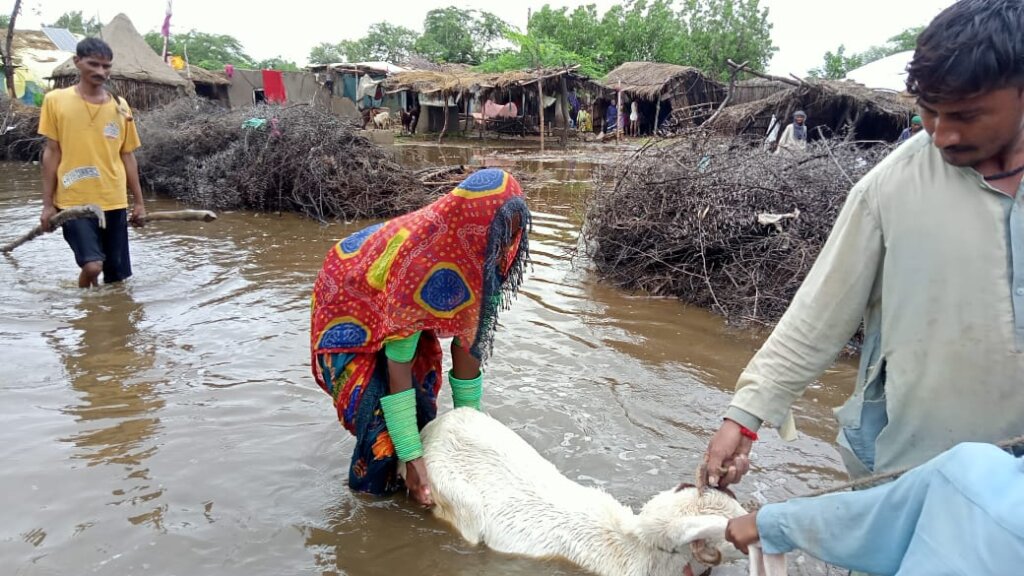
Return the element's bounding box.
[1,142,856,576]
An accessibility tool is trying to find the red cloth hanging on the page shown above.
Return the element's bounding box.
[262,70,287,103]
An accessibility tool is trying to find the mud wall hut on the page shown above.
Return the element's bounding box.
[49,14,191,110]
[225,68,335,110]
[597,62,724,134]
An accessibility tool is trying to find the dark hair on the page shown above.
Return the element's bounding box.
[76,37,113,60]
[907,0,1024,102]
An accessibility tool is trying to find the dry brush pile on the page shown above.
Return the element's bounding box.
[134,99,433,221]
[583,130,893,327]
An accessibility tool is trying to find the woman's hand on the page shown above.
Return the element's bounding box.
[405,457,433,507]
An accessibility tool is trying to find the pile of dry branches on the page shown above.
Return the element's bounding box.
[0,99,44,160]
[135,98,432,221]
[584,129,893,326]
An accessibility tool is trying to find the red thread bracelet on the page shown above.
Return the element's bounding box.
[738,426,759,442]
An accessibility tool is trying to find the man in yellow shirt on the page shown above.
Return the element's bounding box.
[38,37,145,288]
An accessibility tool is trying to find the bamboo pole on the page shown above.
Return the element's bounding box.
[559,75,570,147]
[654,99,661,134]
[3,0,23,100]
[538,80,545,152]
[616,81,622,144]
[439,90,450,145]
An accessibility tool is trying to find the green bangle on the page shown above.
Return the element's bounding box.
[379,388,423,461]
[449,370,483,410]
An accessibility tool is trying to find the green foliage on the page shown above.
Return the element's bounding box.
[51,11,102,36]
[808,26,924,78]
[309,42,345,65]
[144,30,254,70]
[808,45,862,79]
[335,23,419,63]
[519,0,774,80]
[415,6,509,64]
[0,15,9,28]
[680,0,775,79]
[476,31,604,79]
[254,56,301,71]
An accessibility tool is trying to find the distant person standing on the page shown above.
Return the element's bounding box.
[604,102,618,135]
[897,115,924,144]
[629,100,639,136]
[775,110,808,155]
[38,37,145,288]
[577,106,592,133]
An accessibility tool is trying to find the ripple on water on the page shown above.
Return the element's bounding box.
[0,156,850,576]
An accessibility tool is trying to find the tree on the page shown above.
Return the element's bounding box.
[477,31,603,78]
[523,0,775,80]
[144,30,254,70]
[679,0,775,80]
[415,7,509,64]
[254,56,300,71]
[52,11,102,36]
[329,23,420,63]
[359,23,419,63]
[808,26,924,78]
[807,45,863,79]
[308,42,345,65]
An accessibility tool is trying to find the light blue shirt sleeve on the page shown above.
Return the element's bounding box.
[756,443,1024,576]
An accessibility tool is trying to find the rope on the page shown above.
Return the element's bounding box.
[801,434,1024,498]
[697,434,1024,502]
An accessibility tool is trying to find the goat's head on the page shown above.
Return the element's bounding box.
[636,484,748,571]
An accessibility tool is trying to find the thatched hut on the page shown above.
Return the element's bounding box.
[179,65,230,106]
[50,14,191,110]
[597,62,725,134]
[385,67,590,139]
[713,79,916,143]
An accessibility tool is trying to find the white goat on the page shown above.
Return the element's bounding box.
[407,408,783,576]
[372,110,392,130]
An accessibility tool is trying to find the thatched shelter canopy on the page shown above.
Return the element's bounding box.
[599,62,723,103]
[51,14,187,88]
[713,79,917,142]
[180,65,230,86]
[49,14,190,110]
[385,66,589,98]
[0,28,73,83]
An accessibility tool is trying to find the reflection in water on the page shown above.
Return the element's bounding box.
[0,148,851,576]
[58,287,166,528]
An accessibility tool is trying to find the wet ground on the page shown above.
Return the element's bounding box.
[0,143,856,576]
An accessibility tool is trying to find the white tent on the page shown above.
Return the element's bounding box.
[844,50,914,92]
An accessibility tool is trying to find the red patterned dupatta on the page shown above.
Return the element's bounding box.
[310,168,530,434]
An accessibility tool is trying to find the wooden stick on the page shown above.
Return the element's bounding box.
[726,59,803,87]
[2,204,106,254]
[2,207,217,254]
[143,209,218,223]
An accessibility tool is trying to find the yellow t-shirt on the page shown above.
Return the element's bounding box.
[38,86,142,210]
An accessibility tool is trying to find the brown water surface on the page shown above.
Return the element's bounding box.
[0,144,855,576]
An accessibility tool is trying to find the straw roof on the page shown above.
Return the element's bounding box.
[385,66,586,95]
[51,13,187,87]
[601,62,719,99]
[0,28,61,53]
[180,65,230,86]
[713,79,916,141]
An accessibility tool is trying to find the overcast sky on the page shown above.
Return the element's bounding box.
[15,0,955,75]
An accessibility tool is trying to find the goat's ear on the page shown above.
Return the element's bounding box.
[667,514,729,545]
[748,544,788,576]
